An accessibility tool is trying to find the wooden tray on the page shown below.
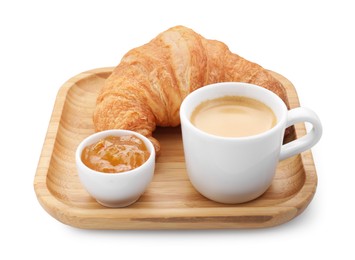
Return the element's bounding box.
[34,67,318,229]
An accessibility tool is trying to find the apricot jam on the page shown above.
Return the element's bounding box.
[81,135,150,173]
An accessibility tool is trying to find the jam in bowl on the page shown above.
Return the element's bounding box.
[75,129,155,207]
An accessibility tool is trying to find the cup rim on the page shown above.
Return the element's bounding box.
[180,82,288,141]
[75,129,156,177]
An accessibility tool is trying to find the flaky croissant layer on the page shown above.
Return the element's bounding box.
[93,26,288,152]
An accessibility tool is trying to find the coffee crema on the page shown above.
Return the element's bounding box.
[190,96,277,137]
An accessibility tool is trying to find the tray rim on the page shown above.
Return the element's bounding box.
[33,67,318,229]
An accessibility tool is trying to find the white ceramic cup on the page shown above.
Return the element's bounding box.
[75,129,155,207]
[180,82,322,204]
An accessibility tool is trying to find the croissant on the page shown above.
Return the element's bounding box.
[93,26,288,153]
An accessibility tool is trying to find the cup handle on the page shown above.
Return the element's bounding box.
[279,107,322,161]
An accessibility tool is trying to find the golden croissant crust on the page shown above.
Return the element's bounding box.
[93,26,288,152]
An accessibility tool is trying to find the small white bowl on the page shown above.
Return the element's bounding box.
[75,129,155,207]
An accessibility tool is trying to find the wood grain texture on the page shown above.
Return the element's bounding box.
[34,67,318,229]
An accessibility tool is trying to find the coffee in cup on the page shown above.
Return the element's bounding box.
[180,82,322,204]
[190,96,277,138]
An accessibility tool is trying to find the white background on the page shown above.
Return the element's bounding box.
[1,0,354,259]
